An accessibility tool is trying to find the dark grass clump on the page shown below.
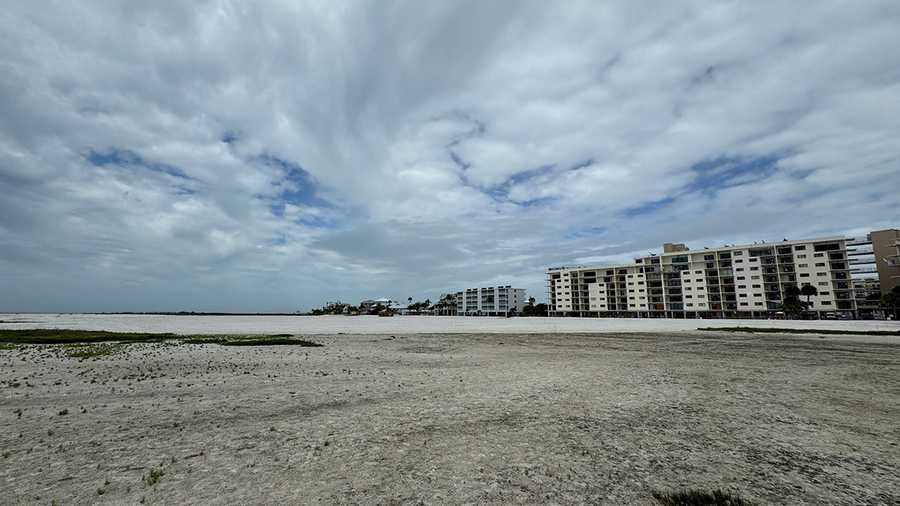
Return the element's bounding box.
[219,337,322,347]
[653,489,753,506]
[0,329,175,345]
[698,327,900,337]
[0,329,323,348]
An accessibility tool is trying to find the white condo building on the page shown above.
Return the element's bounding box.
[453,286,527,316]
[547,236,864,318]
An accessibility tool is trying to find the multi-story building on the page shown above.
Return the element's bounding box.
[547,236,858,318]
[852,278,883,316]
[869,229,900,295]
[452,286,527,316]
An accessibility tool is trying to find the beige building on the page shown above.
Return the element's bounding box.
[548,236,858,318]
[868,229,900,294]
[453,286,527,316]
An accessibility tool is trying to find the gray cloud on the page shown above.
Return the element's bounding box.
[1,1,899,311]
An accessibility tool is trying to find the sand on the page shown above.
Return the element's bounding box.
[1,313,898,335]
[2,330,899,505]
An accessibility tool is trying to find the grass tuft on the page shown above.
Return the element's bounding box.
[144,467,165,486]
[653,489,753,506]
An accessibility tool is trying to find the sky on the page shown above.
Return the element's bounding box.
[1,1,899,312]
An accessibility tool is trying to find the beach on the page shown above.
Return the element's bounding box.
[2,324,899,504]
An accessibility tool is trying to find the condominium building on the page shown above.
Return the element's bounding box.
[547,236,858,318]
[453,286,527,316]
[868,229,900,294]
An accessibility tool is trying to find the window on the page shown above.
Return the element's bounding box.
[752,284,761,288]
[821,301,832,305]
[755,302,764,306]
[817,272,827,276]
[750,267,759,271]
[751,276,761,280]
[695,270,703,274]
[738,285,747,289]
[800,273,810,277]
[740,302,749,306]
[737,276,746,280]
[735,259,744,263]
[797,254,807,259]
[734,251,743,256]
[798,263,808,268]
[814,253,824,257]
[820,291,830,296]
[795,245,806,250]
[818,282,829,286]
[739,293,748,297]
[736,267,745,272]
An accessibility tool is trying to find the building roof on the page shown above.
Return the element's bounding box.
[548,236,848,273]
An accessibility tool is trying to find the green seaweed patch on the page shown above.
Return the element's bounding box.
[698,326,900,337]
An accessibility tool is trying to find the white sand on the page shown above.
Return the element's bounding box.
[1,313,898,335]
[3,332,900,504]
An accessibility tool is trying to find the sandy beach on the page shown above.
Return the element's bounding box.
[1,314,899,336]
[2,328,899,505]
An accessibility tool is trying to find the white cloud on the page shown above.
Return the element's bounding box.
[1,0,899,311]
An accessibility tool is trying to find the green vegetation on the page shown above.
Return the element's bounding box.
[521,297,549,317]
[699,327,900,336]
[143,467,165,486]
[0,329,323,348]
[653,489,753,506]
[882,286,900,319]
[0,329,174,345]
[65,343,126,359]
[218,337,322,347]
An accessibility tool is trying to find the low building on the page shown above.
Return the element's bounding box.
[359,298,397,314]
[452,286,527,316]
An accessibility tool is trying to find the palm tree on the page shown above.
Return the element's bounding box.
[424,298,431,308]
[781,285,803,319]
[800,284,818,316]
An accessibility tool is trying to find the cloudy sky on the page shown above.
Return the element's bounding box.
[2,1,899,312]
